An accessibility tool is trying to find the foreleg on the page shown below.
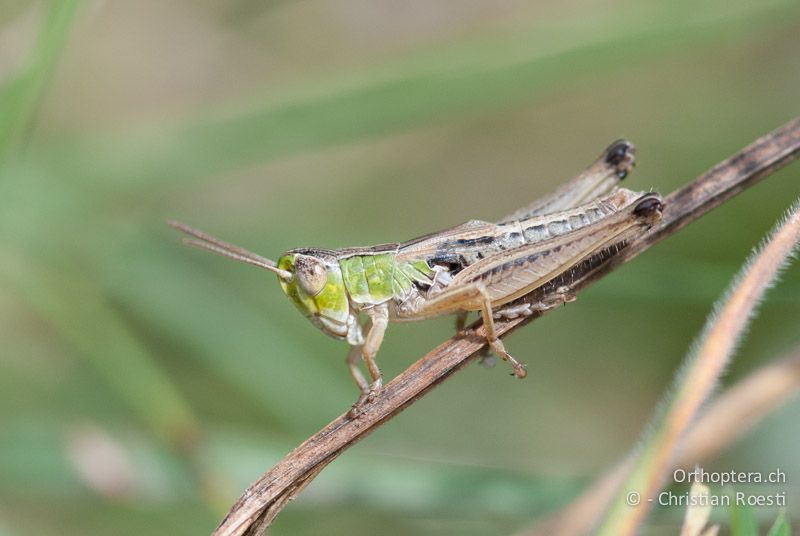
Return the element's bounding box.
[348,304,389,416]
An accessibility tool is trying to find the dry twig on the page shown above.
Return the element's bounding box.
[213,117,800,536]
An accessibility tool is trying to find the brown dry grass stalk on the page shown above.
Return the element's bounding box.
[596,199,800,535]
[213,118,800,536]
[524,348,800,536]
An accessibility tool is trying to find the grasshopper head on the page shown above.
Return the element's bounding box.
[276,250,353,340]
[169,221,355,342]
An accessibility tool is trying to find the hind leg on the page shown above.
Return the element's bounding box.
[413,283,527,378]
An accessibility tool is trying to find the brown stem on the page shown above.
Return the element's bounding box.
[213,117,800,536]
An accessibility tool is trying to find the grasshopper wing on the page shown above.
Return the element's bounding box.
[450,193,662,307]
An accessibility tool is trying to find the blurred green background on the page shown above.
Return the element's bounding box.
[1,1,799,534]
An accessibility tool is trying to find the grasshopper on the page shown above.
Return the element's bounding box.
[170,140,663,412]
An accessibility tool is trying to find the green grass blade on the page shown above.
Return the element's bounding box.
[729,501,760,536]
[766,512,790,536]
[0,249,200,447]
[20,0,798,198]
[0,0,82,158]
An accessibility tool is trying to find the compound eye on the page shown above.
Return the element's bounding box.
[294,255,328,296]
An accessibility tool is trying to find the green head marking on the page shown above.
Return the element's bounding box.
[277,250,351,339]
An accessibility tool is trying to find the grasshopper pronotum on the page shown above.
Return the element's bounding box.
[170,140,663,413]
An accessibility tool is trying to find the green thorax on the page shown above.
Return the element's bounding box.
[339,253,435,305]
